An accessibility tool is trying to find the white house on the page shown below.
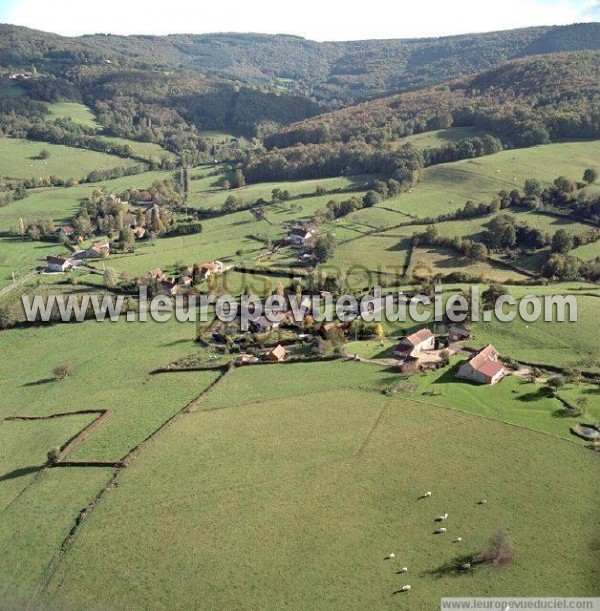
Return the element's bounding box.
[392,328,435,359]
[287,223,316,246]
[46,256,72,272]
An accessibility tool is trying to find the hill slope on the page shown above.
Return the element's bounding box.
[1,23,600,103]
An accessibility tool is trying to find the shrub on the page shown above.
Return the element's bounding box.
[476,529,514,567]
[53,362,74,380]
[47,446,61,463]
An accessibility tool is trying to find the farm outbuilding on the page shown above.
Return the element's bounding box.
[456,344,505,385]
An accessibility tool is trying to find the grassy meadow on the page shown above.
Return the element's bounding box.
[0,123,598,611]
[355,140,600,220]
[45,102,100,129]
[0,138,140,180]
[37,383,600,610]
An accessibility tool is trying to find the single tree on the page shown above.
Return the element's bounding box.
[583,168,598,184]
[53,362,74,380]
[481,284,509,310]
[232,169,246,189]
[551,229,574,254]
[524,179,542,197]
[313,233,337,263]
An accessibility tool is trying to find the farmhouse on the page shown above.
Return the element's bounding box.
[264,344,287,362]
[447,324,472,342]
[456,344,505,385]
[105,193,122,205]
[287,223,316,246]
[393,328,435,358]
[57,225,75,239]
[73,240,111,260]
[91,240,111,255]
[199,261,225,279]
[46,256,72,272]
[134,190,153,206]
[137,268,167,287]
[251,315,283,333]
[160,280,180,297]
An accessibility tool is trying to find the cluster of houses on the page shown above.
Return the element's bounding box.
[138,261,225,297]
[391,325,506,385]
[45,240,111,272]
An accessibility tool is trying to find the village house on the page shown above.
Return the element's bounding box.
[46,256,72,272]
[134,190,153,206]
[198,261,225,280]
[91,240,111,255]
[160,280,180,297]
[73,240,111,261]
[137,268,167,287]
[57,225,75,239]
[319,321,344,339]
[456,344,505,385]
[178,274,193,288]
[235,353,258,365]
[250,315,283,333]
[105,193,122,205]
[447,324,472,342]
[287,223,316,246]
[263,344,287,362]
[392,328,435,359]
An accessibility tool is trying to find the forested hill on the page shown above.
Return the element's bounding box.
[1,22,600,103]
[243,51,600,183]
[264,51,600,150]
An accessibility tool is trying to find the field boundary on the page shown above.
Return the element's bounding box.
[26,367,232,609]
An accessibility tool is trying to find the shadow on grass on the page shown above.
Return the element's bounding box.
[517,387,555,402]
[423,553,479,579]
[22,378,55,387]
[161,339,192,347]
[0,465,43,482]
[552,408,580,419]
[432,362,464,385]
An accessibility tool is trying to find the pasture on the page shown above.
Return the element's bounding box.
[407,247,529,282]
[36,382,599,610]
[366,140,600,219]
[99,136,177,162]
[394,126,487,150]
[187,174,372,210]
[0,138,140,181]
[45,102,100,129]
[471,294,600,372]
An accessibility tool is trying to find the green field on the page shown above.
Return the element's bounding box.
[572,240,600,261]
[99,136,177,162]
[472,294,600,372]
[0,317,220,459]
[34,381,599,610]
[408,247,529,281]
[395,127,487,150]
[354,140,600,221]
[45,102,101,129]
[0,138,141,181]
[188,174,372,210]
